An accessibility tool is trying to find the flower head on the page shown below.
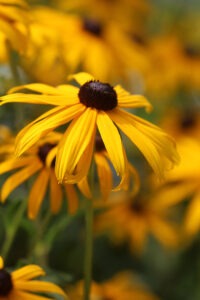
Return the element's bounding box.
[0,0,30,53]
[0,256,67,300]
[0,72,179,186]
[0,131,83,219]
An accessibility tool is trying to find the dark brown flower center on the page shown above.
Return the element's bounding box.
[38,143,56,166]
[83,18,103,36]
[180,111,197,130]
[0,269,13,296]
[78,80,117,111]
[184,46,200,58]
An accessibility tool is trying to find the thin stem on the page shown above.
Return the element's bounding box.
[1,199,27,262]
[83,161,95,300]
[5,39,24,131]
[83,198,94,300]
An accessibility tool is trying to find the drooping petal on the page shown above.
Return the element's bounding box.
[56,108,97,183]
[1,162,42,202]
[65,184,79,214]
[97,111,128,186]
[14,281,67,299]
[68,72,94,85]
[49,169,62,214]
[94,152,113,200]
[15,104,85,157]
[63,134,95,184]
[28,168,50,219]
[108,108,178,178]
[77,177,92,199]
[115,85,152,111]
[12,265,45,281]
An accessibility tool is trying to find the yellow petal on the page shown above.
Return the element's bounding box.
[184,192,200,236]
[50,169,62,214]
[0,256,4,269]
[77,177,92,199]
[0,156,36,175]
[28,168,50,219]
[97,111,128,184]
[115,85,152,112]
[68,72,94,85]
[9,83,65,95]
[10,290,53,300]
[95,152,112,200]
[108,108,173,178]
[0,19,26,52]
[15,281,67,299]
[1,162,41,202]
[63,139,95,184]
[0,93,78,106]
[15,104,85,157]
[12,265,45,281]
[65,184,79,214]
[56,108,97,182]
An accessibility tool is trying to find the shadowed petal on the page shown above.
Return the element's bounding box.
[1,162,42,202]
[50,169,63,214]
[28,168,50,219]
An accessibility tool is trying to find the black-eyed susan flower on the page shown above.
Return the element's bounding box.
[0,72,179,185]
[0,131,84,219]
[67,271,159,300]
[0,0,30,53]
[95,189,179,253]
[0,256,67,299]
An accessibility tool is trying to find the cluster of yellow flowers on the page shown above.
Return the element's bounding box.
[0,0,199,299]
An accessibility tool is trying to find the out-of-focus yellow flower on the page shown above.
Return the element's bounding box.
[144,35,184,97]
[21,7,68,85]
[161,107,200,140]
[68,271,159,300]
[0,72,179,185]
[95,190,179,253]
[0,256,67,300]
[0,0,30,53]
[0,131,85,219]
[156,137,200,239]
[53,0,150,27]
[33,7,149,83]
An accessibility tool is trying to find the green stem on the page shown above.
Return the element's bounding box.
[1,199,27,262]
[6,40,21,86]
[83,198,94,300]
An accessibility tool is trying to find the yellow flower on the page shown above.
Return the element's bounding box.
[0,131,83,219]
[67,271,159,300]
[95,190,179,253]
[0,0,30,53]
[0,72,179,185]
[20,7,68,85]
[0,256,67,300]
[155,137,200,238]
[36,10,148,82]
